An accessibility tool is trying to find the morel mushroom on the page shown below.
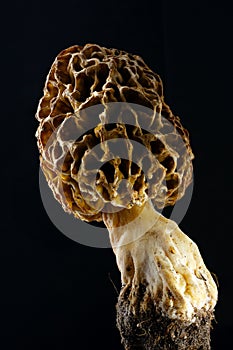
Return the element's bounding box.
[35,44,218,349]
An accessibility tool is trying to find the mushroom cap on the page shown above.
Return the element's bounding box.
[36,44,194,222]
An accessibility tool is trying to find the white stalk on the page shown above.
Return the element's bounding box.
[103,200,217,322]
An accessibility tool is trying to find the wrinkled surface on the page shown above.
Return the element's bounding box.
[36,44,194,222]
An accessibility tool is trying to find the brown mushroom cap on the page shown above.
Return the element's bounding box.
[36,44,194,222]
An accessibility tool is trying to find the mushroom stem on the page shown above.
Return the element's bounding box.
[103,201,217,349]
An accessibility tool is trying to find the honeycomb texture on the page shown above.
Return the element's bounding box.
[36,44,194,222]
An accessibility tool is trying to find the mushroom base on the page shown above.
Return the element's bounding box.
[116,284,215,350]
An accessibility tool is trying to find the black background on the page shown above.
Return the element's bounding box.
[3,0,232,349]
